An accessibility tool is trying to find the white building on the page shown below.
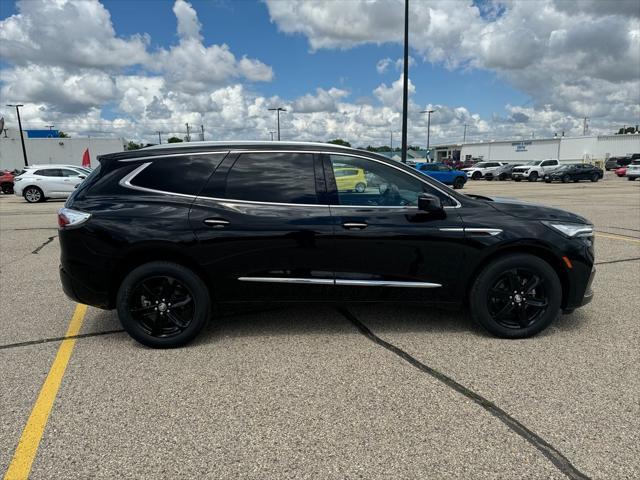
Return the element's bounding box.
[431,133,640,164]
[0,128,125,170]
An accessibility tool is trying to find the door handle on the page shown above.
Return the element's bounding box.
[342,222,368,230]
[204,219,229,228]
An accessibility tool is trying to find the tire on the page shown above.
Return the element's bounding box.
[590,174,599,182]
[471,171,482,180]
[1,183,13,194]
[23,186,44,203]
[498,173,506,181]
[116,261,211,348]
[452,177,465,189]
[629,177,636,181]
[355,182,366,193]
[527,171,538,182]
[562,175,570,183]
[514,178,521,182]
[544,178,551,183]
[469,254,562,338]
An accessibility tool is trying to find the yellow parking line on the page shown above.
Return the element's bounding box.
[595,232,640,244]
[4,304,88,480]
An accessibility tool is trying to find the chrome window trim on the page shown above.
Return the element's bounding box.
[117,148,462,209]
[237,277,442,288]
[118,151,230,163]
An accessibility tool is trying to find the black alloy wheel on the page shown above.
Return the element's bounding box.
[117,261,211,348]
[469,253,562,338]
[499,173,507,181]
[590,173,599,182]
[472,171,482,180]
[562,175,570,183]
[487,269,548,330]
[453,177,465,189]
[129,276,195,337]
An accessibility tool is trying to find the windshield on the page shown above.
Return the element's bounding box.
[523,161,542,166]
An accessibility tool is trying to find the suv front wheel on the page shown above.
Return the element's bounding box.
[117,261,211,348]
[469,254,562,338]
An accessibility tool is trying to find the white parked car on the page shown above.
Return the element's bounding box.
[462,161,508,180]
[511,159,559,182]
[627,160,640,180]
[14,165,90,203]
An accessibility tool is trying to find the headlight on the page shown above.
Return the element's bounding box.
[543,222,593,238]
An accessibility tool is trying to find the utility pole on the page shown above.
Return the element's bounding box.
[582,117,589,136]
[421,109,435,153]
[268,107,286,140]
[463,124,467,143]
[390,131,393,150]
[400,0,409,164]
[200,124,205,141]
[7,104,28,167]
[269,131,276,141]
[46,125,55,138]
[157,131,162,144]
[185,123,191,142]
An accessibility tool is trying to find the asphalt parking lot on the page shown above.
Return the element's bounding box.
[1,173,639,479]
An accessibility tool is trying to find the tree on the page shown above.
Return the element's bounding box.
[58,131,70,138]
[617,126,638,134]
[327,138,351,147]
[127,141,142,150]
[167,136,183,143]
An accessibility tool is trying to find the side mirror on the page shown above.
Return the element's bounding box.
[418,193,443,213]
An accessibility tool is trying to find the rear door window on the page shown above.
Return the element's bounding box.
[129,153,227,196]
[221,152,318,204]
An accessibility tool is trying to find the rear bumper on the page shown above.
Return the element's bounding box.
[60,264,112,309]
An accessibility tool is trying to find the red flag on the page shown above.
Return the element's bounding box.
[82,148,91,168]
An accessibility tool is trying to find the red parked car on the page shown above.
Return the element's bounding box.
[0,170,15,194]
[615,166,627,177]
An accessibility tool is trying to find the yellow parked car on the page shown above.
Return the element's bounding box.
[334,167,367,193]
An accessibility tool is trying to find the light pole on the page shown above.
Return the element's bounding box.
[400,0,409,164]
[268,107,286,140]
[7,104,28,167]
[421,109,435,154]
[463,124,467,143]
[269,131,276,141]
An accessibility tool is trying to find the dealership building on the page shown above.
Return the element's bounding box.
[0,128,125,170]
[431,133,640,164]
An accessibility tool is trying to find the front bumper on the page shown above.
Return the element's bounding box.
[511,171,529,179]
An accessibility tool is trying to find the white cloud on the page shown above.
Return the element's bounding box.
[0,0,149,70]
[376,58,392,74]
[265,0,640,128]
[293,88,348,113]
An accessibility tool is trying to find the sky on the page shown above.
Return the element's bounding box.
[0,0,638,147]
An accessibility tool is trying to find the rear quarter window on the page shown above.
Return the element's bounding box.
[129,153,227,196]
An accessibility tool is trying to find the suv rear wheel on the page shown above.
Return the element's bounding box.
[471,171,482,180]
[453,177,465,189]
[116,261,211,348]
[469,254,561,338]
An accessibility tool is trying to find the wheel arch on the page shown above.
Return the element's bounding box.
[464,244,570,309]
[109,244,211,307]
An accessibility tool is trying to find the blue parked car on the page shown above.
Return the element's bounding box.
[415,162,467,189]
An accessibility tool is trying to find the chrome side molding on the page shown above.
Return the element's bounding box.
[237,277,441,288]
[439,227,502,236]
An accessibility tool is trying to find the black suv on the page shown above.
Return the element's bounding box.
[59,142,595,347]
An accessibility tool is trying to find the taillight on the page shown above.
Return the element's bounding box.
[58,208,91,229]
